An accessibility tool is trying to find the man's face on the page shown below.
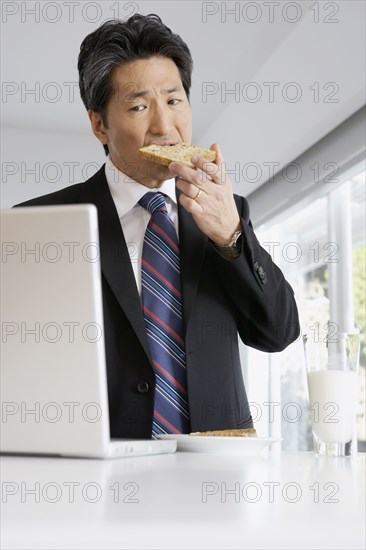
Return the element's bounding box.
[89,56,192,188]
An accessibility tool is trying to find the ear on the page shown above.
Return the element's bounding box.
[88,111,109,145]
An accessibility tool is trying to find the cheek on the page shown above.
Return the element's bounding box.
[183,120,192,141]
[121,121,145,146]
[180,109,192,135]
[109,125,139,152]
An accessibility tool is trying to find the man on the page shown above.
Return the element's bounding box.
[15,14,300,439]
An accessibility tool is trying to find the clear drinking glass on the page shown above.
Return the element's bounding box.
[303,332,360,457]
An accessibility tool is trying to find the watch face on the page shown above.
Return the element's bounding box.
[212,231,242,257]
[221,243,241,257]
[231,244,241,256]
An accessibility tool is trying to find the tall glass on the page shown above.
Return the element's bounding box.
[303,332,360,457]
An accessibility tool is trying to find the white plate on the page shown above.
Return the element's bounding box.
[156,434,281,454]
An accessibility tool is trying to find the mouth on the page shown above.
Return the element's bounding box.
[147,142,180,147]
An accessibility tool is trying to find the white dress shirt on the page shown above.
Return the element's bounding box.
[104,155,179,297]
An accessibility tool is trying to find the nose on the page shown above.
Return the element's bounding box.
[148,101,174,137]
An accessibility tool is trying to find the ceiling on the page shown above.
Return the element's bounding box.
[2,0,365,195]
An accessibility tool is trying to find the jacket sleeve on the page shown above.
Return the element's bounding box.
[208,194,300,352]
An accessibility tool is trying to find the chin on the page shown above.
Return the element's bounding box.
[149,162,173,178]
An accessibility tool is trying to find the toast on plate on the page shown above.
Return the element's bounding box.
[189,428,257,437]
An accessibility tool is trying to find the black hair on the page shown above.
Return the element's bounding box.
[78,14,193,155]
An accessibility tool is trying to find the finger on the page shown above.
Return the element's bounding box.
[209,143,227,184]
[178,190,203,216]
[190,144,226,185]
[190,155,219,183]
[169,162,197,180]
[169,162,210,191]
[210,143,225,167]
[176,177,207,200]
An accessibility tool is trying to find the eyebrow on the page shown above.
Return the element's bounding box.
[126,86,182,100]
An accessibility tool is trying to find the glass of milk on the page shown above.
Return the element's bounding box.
[303,332,360,457]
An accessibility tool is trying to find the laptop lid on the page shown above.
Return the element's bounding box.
[1,205,113,457]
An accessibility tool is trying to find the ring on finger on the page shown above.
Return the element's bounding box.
[192,188,201,201]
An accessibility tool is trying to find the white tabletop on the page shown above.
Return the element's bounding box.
[1,450,365,549]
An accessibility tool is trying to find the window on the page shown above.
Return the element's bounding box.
[245,163,366,451]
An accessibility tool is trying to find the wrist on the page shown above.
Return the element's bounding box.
[213,221,242,247]
[211,227,243,259]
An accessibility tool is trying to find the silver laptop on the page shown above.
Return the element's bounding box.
[0,205,176,458]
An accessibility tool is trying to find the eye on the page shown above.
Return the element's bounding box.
[130,104,146,112]
[168,99,181,105]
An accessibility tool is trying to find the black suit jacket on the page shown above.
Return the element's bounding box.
[15,165,300,438]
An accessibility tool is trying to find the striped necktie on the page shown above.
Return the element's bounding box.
[138,191,191,438]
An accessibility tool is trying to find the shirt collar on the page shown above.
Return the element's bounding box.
[104,155,178,218]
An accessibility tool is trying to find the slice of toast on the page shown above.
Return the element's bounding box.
[189,428,257,437]
[138,143,216,169]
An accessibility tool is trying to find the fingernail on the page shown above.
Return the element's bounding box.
[191,155,199,162]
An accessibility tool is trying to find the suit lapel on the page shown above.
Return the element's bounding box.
[79,167,152,364]
[78,167,207,353]
[176,185,208,333]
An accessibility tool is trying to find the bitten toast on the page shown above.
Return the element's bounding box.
[138,143,217,169]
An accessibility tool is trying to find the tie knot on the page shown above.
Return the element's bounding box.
[138,191,167,214]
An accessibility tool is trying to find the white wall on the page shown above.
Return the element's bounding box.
[2,0,365,203]
[1,126,105,208]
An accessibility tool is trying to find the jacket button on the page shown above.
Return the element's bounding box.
[257,266,267,284]
[137,381,149,393]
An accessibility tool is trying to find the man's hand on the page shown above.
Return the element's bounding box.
[168,143,241,246]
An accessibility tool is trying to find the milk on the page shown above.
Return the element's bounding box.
[307,370,357,443]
